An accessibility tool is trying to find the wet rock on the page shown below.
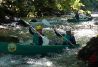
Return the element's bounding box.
[0,36,19,43]
[16,20,29,27]
[94,22,98,25]
[30,19,37,22]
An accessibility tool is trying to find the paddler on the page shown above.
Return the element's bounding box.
[63,30,76,45]
[54,28,76,46]
[29,25,49,46]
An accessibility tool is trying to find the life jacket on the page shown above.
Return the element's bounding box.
[64,34,76,45]
[33,33,43,45]
[29,26,43,45]
[33,33,49,46]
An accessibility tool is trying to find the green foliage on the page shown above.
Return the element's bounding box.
[55,0,83,13]
[70,0,84,10]
[56,0,71,12]
[0,0,96,18]
[0,0,35,17]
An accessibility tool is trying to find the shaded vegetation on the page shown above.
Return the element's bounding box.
[81,0,98,11]
[0,0,83,18]
[0,0,97,18]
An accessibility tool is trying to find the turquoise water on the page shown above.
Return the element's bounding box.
[0,19,97,67]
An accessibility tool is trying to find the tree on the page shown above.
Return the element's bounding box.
[81,0,98,11]
[55,0,83,13]
[0,0,35,17]
[0,0,86,18]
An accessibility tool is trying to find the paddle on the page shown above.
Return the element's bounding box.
[54,29,75,46]
[22,19,49,46]
[22,19,75,46]
[41,19,76,46]
[42,19,51,26]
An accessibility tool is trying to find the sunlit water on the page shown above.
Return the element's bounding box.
[0,14,98,67]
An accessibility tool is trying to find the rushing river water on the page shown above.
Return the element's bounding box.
[0,14,98,67]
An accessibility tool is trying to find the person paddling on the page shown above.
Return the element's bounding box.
[29,25,49,46]
[63,30,76,45]
[54,28,76,46]
[75,11,79,21]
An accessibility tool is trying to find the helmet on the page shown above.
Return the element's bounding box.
[35,25,43,30]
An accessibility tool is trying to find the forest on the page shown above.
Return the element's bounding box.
[0,0,98,18]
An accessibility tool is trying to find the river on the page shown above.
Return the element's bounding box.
[0,14,98,67]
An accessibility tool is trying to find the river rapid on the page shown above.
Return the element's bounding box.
[0,14,98,67]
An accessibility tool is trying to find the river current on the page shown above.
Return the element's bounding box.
[0,15,98,67]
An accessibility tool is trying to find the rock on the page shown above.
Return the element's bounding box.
[30,19,37,22]
[16,19,29,27]
[0,36,19,43]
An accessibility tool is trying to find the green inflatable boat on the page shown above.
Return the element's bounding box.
[0,42,80,56]
[67,17,92,22]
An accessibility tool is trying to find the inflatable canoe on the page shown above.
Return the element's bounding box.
[67,17,92,22]
[0,42,80,56]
